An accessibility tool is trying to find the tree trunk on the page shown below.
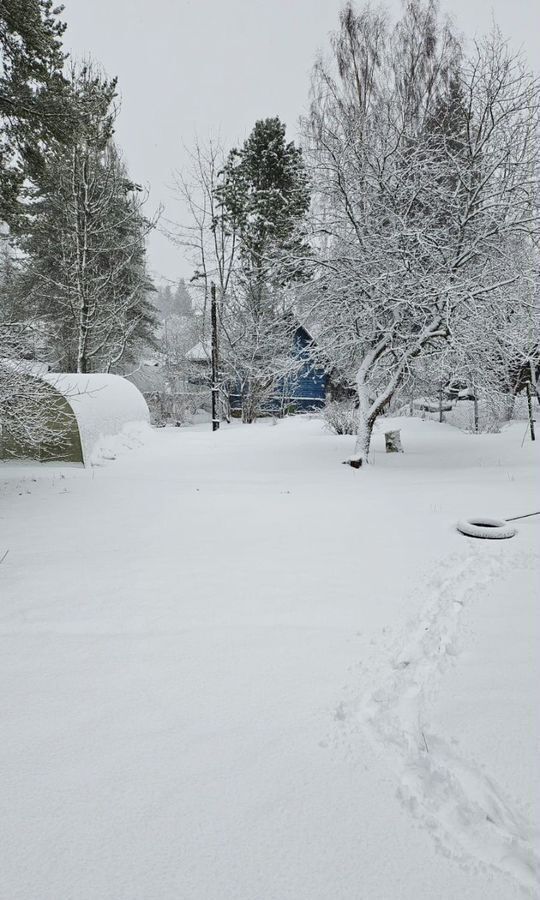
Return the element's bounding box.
[530,360,540,402]
[502,392,515,421]
[242,385,256,424]
[348,374,374,466]
[77,314,89,373]
[345,324,445,468]
[210,282,220,432]
[470,375,479,433]
[348,414,373,467]
[74,148,90,375]
[526,380,536,442]
[473,393,479,433]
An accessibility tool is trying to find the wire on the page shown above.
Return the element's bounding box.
[505,511,540,522]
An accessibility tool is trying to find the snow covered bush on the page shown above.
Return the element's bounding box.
[144,389,207,427]
[409,393,532,433]
[438,400,501,433]
[0,360,70,458]
[322,400,357,435]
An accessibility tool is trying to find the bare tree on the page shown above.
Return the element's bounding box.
[169,138,237,418]
[306,2,540,464]
[171,135,308,423]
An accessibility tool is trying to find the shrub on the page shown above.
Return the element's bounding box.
[322,400,357,435]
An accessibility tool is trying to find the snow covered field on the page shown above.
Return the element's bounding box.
[1,415,538,900]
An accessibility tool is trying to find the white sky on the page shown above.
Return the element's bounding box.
[62,0,539,284]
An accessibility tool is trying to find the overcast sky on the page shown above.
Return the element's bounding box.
[62,0,539,284]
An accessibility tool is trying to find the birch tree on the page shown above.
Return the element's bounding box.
[170,138,236,418]
[172,139,237,314]
[16,64,156,374]
[306,1,540,464]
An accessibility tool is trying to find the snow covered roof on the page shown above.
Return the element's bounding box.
[0,357,50,376]
[42,373,149,464]
[126,360,164,394]
[186,340,211,363]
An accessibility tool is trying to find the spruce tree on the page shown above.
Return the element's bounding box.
[174,279,193,316]
[0,0,72,222]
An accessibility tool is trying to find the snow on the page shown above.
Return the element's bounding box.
[185,339,211,362]
[0,415,538,899]
[42,372,150,464]
[0,357,50,377]
[404,396,539,434]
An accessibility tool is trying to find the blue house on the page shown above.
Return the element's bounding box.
[280,325,328,411]
[228,325,328,414]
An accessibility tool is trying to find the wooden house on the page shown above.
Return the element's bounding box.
[186,325,329,415]
[228,325,328,413]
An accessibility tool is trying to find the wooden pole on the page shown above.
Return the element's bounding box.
[530,360,540,402]
[210,281,220,432]
[526,379,535,442]
[471,376,479,433]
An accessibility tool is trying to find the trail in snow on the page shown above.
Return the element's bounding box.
[346,551,540,895]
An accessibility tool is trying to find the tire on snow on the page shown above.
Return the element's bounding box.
[456,517,517,540]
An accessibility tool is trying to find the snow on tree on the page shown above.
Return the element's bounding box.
[1,13,156,447]
[175,122,312,423]
[0,0,70,224]
[393,240,540,431]
[445,241,540,426]
[214,117,312,421]
[13,63,157,375]
[1,1,73,452]
[305,1,540,464]
[153,280,193,321]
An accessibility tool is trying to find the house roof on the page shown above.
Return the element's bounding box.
[0,357,50,376]
[186,340,211,362]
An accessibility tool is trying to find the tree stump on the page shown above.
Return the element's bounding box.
[385,429,403,453]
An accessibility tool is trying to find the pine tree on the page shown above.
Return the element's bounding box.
[215,118,311,420]
[217,117,311,298]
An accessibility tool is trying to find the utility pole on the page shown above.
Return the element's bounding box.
[210,281,220,432]
[526,378,535,442]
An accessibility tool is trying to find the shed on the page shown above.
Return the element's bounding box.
[0,373,149,465]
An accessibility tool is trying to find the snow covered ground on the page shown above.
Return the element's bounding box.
[1,415,538,899]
